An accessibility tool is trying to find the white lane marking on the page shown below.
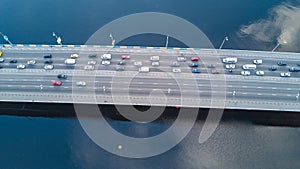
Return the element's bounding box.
[287,88,292,90]
[153,83,158,85]
[257,93,262,96]
[242,86,247,88]
[138,82,144,84]
[257,87,262,89]
[272,87,277,90]
[287,94,292,97]
[242,93,247,95]
[272,94,277,96]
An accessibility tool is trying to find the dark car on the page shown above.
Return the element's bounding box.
[44,53,52,58]
[44,60,53,64]
[57,74,67,79]
[277,61,287,66]
[269,66,277,71]
[10,59,17,63]
[189,63,198,67]
[88,54,97,58]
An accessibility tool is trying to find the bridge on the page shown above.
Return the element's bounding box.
[0,44,300,112]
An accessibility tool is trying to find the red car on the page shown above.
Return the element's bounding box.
[121,55,130,60]
[191,56,199,61]
[52,80,62,86]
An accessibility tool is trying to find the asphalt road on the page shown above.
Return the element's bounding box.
[0,46,300,111]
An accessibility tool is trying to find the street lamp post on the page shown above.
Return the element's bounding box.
[272,40,287,52]
[219,36,229,49]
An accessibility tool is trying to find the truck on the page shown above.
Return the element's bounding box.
[289,67,300,72]
[139,67,150,73]
[64,59,76,65]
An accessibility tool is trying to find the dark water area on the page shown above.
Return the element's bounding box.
[0,0,300,168]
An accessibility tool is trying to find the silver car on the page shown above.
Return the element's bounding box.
[17,64,26,69]
[177,57,186,62]
[256,71,264,76]
[27,59,36,65]
[225,64,236,69]
[76,81,86,86]
[88,60,97,65]
[172,68,181,73]
[241,71,250,76]
[101,60,111,65]
[44,64,54,70]
[280,72,291,77]
[84,65,95,70]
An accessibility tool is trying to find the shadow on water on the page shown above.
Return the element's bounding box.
[0,102,299,127]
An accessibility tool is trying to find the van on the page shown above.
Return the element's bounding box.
[289,67,300,72]
[65,59,76,65]
[242,64,256,70]
[222,57,237,63]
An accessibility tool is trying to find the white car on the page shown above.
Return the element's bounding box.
[177,57,186,62]
[17,64,26,69]
[0,58,5,63]
[151,62,160,66]
[253,59,263,65]
[150,55,160,61]
[225,64,236,69]
[88,60,97,65]
[101,54,112,60]
[44,64,54,70]
[84,65,95,70]
[172,68,181,73]
[241,71,250,76]
[70,53,79,59]
[280,72,291,77]
[134,61,142,66]
[256,71,264,76]
[27,60,36,65]
[76,81,86,86]
[101,60,111,65]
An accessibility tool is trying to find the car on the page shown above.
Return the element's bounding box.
[44,64,54,70]
[10,59,17,63]
[207,64,216,68]
[134,61,142,66]
[297,63,300,67]
[0,51,2,57]
[101,60,111,65]
[280,72,291,77]
[228,69,233,73]
[84,65,94,70]
[17,64,26,69]
[277,61,287,66]
[52,80,62,86]
[0,65,3,69]
[151,62,160,66]
[116,66,125,71]
[222,57,237,63]
[269,66,277,71]
[44,60,53,64]
[88,60,97,65]
[172,68,181,73]
[243,64,256,70]
[253,59,263,65]
[170,62,180,67]
[189,63,198,67]
[0,58,5,63]
[57,74,67,79]
[121,55,130,60]
[65,59,76,65]
[192,68,201,73]
[225,64,235,69]
[211,69,220,74]
[76,81,86,86]
[150,56,160,61]
[88,54,97,58]
[256,71,264,76]
[70,53,79,59]
[177,57,186,62]
[241,71,251,76]
[139,67,150,73]
[27,60,36,65]
[191,56,199,62]
[289,67,300,72]
[43,53,52,58]
[118,61,126,65]
[101,54,112,60]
